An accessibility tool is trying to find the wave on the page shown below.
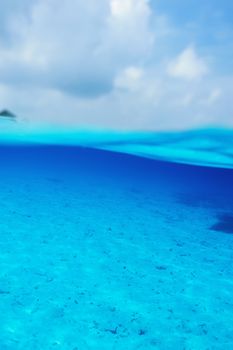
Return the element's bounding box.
[0,124,233,169]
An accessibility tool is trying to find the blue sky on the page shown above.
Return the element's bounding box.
[0,0,232,130]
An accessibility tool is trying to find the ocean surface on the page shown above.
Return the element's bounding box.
[0,126,233,349]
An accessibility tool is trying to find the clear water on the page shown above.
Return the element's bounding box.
[0,127,233,349]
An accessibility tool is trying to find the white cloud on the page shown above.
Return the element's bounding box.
[204,88,222,105]
[114,66,144,91]
[110,0,148,18]
[0,0,154,97]
[167,46,208,80]
[0,1,232,130]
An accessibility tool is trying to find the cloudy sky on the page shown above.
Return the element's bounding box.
[0,0,232,130]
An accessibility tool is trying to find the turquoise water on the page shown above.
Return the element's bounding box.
[0,127,233,349]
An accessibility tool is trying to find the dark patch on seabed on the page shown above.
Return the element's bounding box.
[210,214,233,234]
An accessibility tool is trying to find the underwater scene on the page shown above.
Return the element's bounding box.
[0,127,233,350]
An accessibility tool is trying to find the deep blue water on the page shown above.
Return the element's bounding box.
[0,131,233,349]
[1,144,232,211]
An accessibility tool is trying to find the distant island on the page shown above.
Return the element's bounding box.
[0,109,17,120]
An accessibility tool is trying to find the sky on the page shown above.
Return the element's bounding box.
[0,0,232,130]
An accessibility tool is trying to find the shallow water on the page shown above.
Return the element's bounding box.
[0,129,233,349]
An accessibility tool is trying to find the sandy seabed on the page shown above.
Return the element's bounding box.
[0,148,233,350]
